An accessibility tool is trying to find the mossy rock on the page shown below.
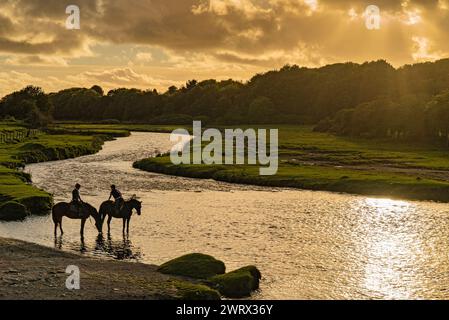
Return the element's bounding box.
[174,281,221,300]
[0,201,29,221]
[209,266,262,298]
[158,253,226,279]
[19,195,52,215]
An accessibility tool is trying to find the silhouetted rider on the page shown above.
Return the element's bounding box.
[71,183,83,216]
[109,185,124,212]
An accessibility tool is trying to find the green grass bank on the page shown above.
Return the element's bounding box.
[0,122,129,221]
[134,125,449,203]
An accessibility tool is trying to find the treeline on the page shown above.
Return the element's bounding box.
[314,91,449,145]
[48,61,402,125]
[2,59,449,143]
[313,60,449,145]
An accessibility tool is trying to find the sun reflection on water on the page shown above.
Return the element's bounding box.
[364,198,412,214]
[358,198,420,299]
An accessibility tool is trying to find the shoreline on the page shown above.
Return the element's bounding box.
[0,237,219,300]
[133,157,449,203]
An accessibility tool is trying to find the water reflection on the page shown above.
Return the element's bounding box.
[94,234,142,260]
[53,233,141,261]
[364,198,412,215]
[355,198,421,299]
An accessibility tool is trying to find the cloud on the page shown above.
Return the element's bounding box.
[0,0,443,59]
[74,68,170,88]
[412,36,445,61]
[0,68,176,98]
[4,55,68,66]
[0,71,43,98]
[1,0,449,95]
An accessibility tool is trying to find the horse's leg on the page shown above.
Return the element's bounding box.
[122,218,126,235]
[107,215,112,234]
[127,216,131,234]
[81,218,86,237]
[59,219,64,235]
[54,221,58,236]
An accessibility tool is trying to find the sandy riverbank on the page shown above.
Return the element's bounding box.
[0,237,217,300]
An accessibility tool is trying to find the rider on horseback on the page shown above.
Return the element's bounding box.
[109,185,124,213]
[71,183,83,217]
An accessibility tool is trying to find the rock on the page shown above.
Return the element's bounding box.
[6,269,20,274]
[0,201,29,221]
[158,253,226,279]
[175,281,221,300]
[209,266,262,298]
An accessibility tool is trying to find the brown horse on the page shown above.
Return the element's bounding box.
[52,202,103,237]
[99,198,142,235]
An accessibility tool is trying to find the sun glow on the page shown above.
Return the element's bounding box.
[348,8,358,20]
[404,9,422,25]
[364,198,411,214]
[304,0,318,11]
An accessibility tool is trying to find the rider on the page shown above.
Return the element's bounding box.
[109,185,124,212]
[71,183,83,216]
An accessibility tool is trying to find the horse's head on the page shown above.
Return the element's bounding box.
[95,215,103,233]
[87,204,103,233]
[129,198,142,216]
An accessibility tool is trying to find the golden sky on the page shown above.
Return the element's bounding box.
[1,0,448,97]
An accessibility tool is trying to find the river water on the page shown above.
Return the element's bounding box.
[1,132,449,299]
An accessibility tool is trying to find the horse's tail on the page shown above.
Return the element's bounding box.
[52,202,67,224]
[98,202,108,222]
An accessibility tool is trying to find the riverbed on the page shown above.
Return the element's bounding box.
[1,132,449,299]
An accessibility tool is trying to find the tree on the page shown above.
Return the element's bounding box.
[186,80,198,90]
[425,90,449,146]
[167,86,178,95]
[0,86,53,127]
[90,85,104,96]
[248,96,276,123]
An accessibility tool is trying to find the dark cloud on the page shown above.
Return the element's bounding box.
[0,0,448,87]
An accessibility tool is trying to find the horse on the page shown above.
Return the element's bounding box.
[52,202,103,237]
[99,197,142,235]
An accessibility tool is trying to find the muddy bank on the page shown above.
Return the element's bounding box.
[0,238,218,300]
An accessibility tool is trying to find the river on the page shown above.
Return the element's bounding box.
[1,132,449,299]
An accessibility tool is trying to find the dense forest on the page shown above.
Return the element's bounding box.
[3,59,449,144]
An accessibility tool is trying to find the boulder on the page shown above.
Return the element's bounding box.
[175,281,221,300]
[0,201,29,221]
[209,266,262,298]
[158,253,226,279]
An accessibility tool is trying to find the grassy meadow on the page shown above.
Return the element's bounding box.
[134,125,449,202]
